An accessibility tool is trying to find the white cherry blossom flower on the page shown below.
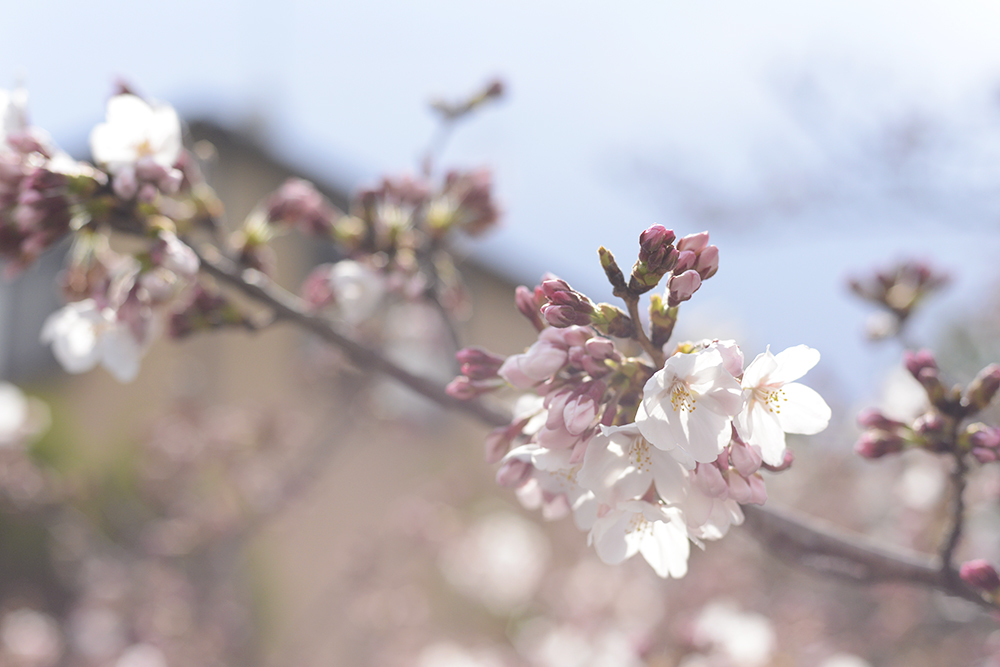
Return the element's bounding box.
[90,94,181,174]
[636,347,744,464]
[578,423,689,506]
[40,300,145,383]
[588,500,690,578]
[736,345,831,466]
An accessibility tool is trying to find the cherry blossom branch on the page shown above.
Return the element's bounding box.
[191,244,510,429]
[940,451,970,577]
[191,239,998,612]
[623,295,665,367]
[740,503,996,610]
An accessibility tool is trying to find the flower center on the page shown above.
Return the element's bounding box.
[669,381,696,414]
[629,438,652,473]
[626,512,654,537]
[754,386,786,414]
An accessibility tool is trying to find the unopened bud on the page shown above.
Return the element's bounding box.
[746,474,768,505]
[965,364,1000,413]
[855,430,905,459]
[729,441,763,477]
[857,407,905,431]
[591,303,635,338]
[960,559,1000,595]
[761,449,794,472]
[695,244,719,280]
[677,231,710,254]
[456,346,505,380]
[515,285,545,331]
[598,246,629,296]
[629,225,678,293]
[496,459,533,487]
[693,463,728,499]
[485,426,515,464]
[667,270,702,307]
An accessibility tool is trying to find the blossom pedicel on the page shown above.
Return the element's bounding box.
[450,227,832,577]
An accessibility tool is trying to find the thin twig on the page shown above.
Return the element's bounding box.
[193,244,509,429]
[624,295,664,367]
[940,451,969,579]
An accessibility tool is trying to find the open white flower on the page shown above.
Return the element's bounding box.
[579,423,689,506]
[636,347,744,465]
[588,500,690,578]
[40,300,144,383]
[90,94,181,173]
[736,345,831,466]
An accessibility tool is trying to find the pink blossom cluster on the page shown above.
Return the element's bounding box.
[0,89,103,273]
[450,227,831,577]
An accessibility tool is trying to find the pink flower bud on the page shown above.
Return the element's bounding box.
[673,250,697,274]
[857,407,905,430]
[729,441,763,477]
[695,245,719,279]
[746,473,768,505]
[514,285,545,331]
[456,346,505,380]
[904,349,938,380]
[725,471,753,504]
[563,391,599,436]
[960,559,1000,594]
[667,270,702,307]
[693,463,728,499]
[677,231,710,253]
[855,430,904,459]
[485,427,514,464]
[496,459,533,487]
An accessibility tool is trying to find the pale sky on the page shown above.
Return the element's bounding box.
[4,1,1000,403]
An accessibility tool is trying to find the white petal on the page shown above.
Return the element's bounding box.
[640,520,690,578]
[747,405,787,466]
[741,350,777,388]
[590,512,632,565]
[770,345,820,385]
[98,325,143,383]
[775,382,831,435]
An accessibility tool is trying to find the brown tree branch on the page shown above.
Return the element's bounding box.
[193,244,510,429]
[193,241,998,612]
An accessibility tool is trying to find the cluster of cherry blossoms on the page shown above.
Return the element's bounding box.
[450,226,832,578]
[0,84,500,383]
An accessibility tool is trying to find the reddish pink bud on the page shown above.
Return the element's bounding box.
[857,407,905,430]
[673,250,697,274]
[695,245,719,279]
[515,285,545,331]
[746,474,768,505]
[960,559,1000,593]
[677,231,710,254]
[855,430,904,459]
[693,463,728,499]
[729,441,762,477]
[456,346,505,380]
[496,459,533,487]
[667,270,702,307]
[904,349,938,380]
[485,427,514,464]
[725,471,753,504]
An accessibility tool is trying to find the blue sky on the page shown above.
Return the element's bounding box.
[4,1,1000,402]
